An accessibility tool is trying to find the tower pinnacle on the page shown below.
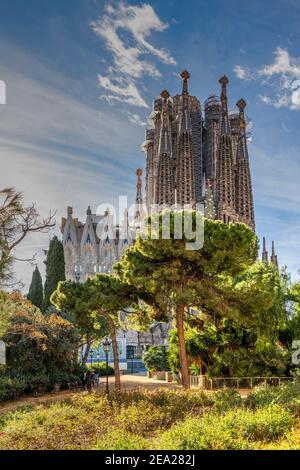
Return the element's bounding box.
[135,169,143,227]
[262,236,269,263]
[219,75,230,135]
[236,98,247,132]
[235,97,255,230]
[270,240,279,269]
[180,70,190,94]
[160,89,170,101]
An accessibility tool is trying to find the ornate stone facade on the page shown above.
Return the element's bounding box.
[143,71,255,231]
[61,172,169,367]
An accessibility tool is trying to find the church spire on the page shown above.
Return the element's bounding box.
[262,236,269,263]
[157,90,174,206]
[135,168,143,228]
[177,70,194,206]
[235,98,255,230]
[219,75,230,135]
[180,69,190,95]
[270,240,279,269]
[215,75,236,223]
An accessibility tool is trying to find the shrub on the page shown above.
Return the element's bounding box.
[212,388,243,412]
[245,382,300,412]
[158,405,294,450]
[0,368,84,403]
[94,430,150,450]
[86,362,114,376]
[142,346,169,372]
[0,375,27,401]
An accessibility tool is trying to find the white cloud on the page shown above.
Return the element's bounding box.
[98,74,148,107]
[126,111,147,126]
[233,65,247,80]
[234,47,300,110]
[0,41,144,289]
[92,2,176,109]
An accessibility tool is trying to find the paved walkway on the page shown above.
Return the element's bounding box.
[0,374,250,416]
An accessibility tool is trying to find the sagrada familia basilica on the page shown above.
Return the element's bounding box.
[61,71,278,367]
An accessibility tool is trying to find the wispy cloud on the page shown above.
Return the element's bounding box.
[234,47,300,109]
[233,65,248,80]
[126,111,147,127]
[92,1,176,112]
[0,41,143,288]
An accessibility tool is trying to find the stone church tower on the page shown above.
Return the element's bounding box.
[144,71,202,209]
[143,71,255,231]
[215,75,238,224]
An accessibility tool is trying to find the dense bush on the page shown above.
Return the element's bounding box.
[212,388,243,412]
[245,382,300,411]
[94,430,149,450]
[0,367,84,402]
[0,387,298,450]
[142,346,169,372]
[158,405,294,450]
[0,388,211,450]
[0,291,82,402]
[0,375,27,401]
[86,362,115,376]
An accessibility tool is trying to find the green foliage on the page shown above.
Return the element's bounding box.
[212,388,243,412]
[116,213,285,386]
[245,382,300,412]
[51,274,134,348]
[94,430,149,450]
[0,369,83,402]
[158,405,294,450]
[43,236,65,311]
[0,291,80,401]
[116,214,259,319]
[142,346,169,372]
[0,386,298,450]
[168,315,289,378]
[86,362,115,376]
[0,375,27,401]
[27,266,43,309]
[0,388,210,450]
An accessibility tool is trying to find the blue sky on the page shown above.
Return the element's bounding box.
[0,0,299,288]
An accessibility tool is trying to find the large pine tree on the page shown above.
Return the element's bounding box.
[27,266,44,309]
[43,236,65,311]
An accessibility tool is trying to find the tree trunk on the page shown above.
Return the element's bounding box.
[101,312,121,393]
[176,304,190,389]
[82,335,92,366]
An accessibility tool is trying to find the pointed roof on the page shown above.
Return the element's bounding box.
[219,75,230,135]
[158,90,172,154]
[236,98,249,161]
[180,69,190,94]
[262,236,269,263]
[270,240,279,269]
[160,89,170,101]
[135,168,143,229]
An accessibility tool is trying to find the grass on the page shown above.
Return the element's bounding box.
[0,384,299,450]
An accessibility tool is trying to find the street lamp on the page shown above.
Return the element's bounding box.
[102,338,111,394]
[96,353,100,364]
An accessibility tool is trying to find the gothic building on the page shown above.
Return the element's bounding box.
[143,71,255,231]
[60,170,169,368]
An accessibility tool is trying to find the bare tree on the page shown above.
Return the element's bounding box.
[0,187,56,287]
